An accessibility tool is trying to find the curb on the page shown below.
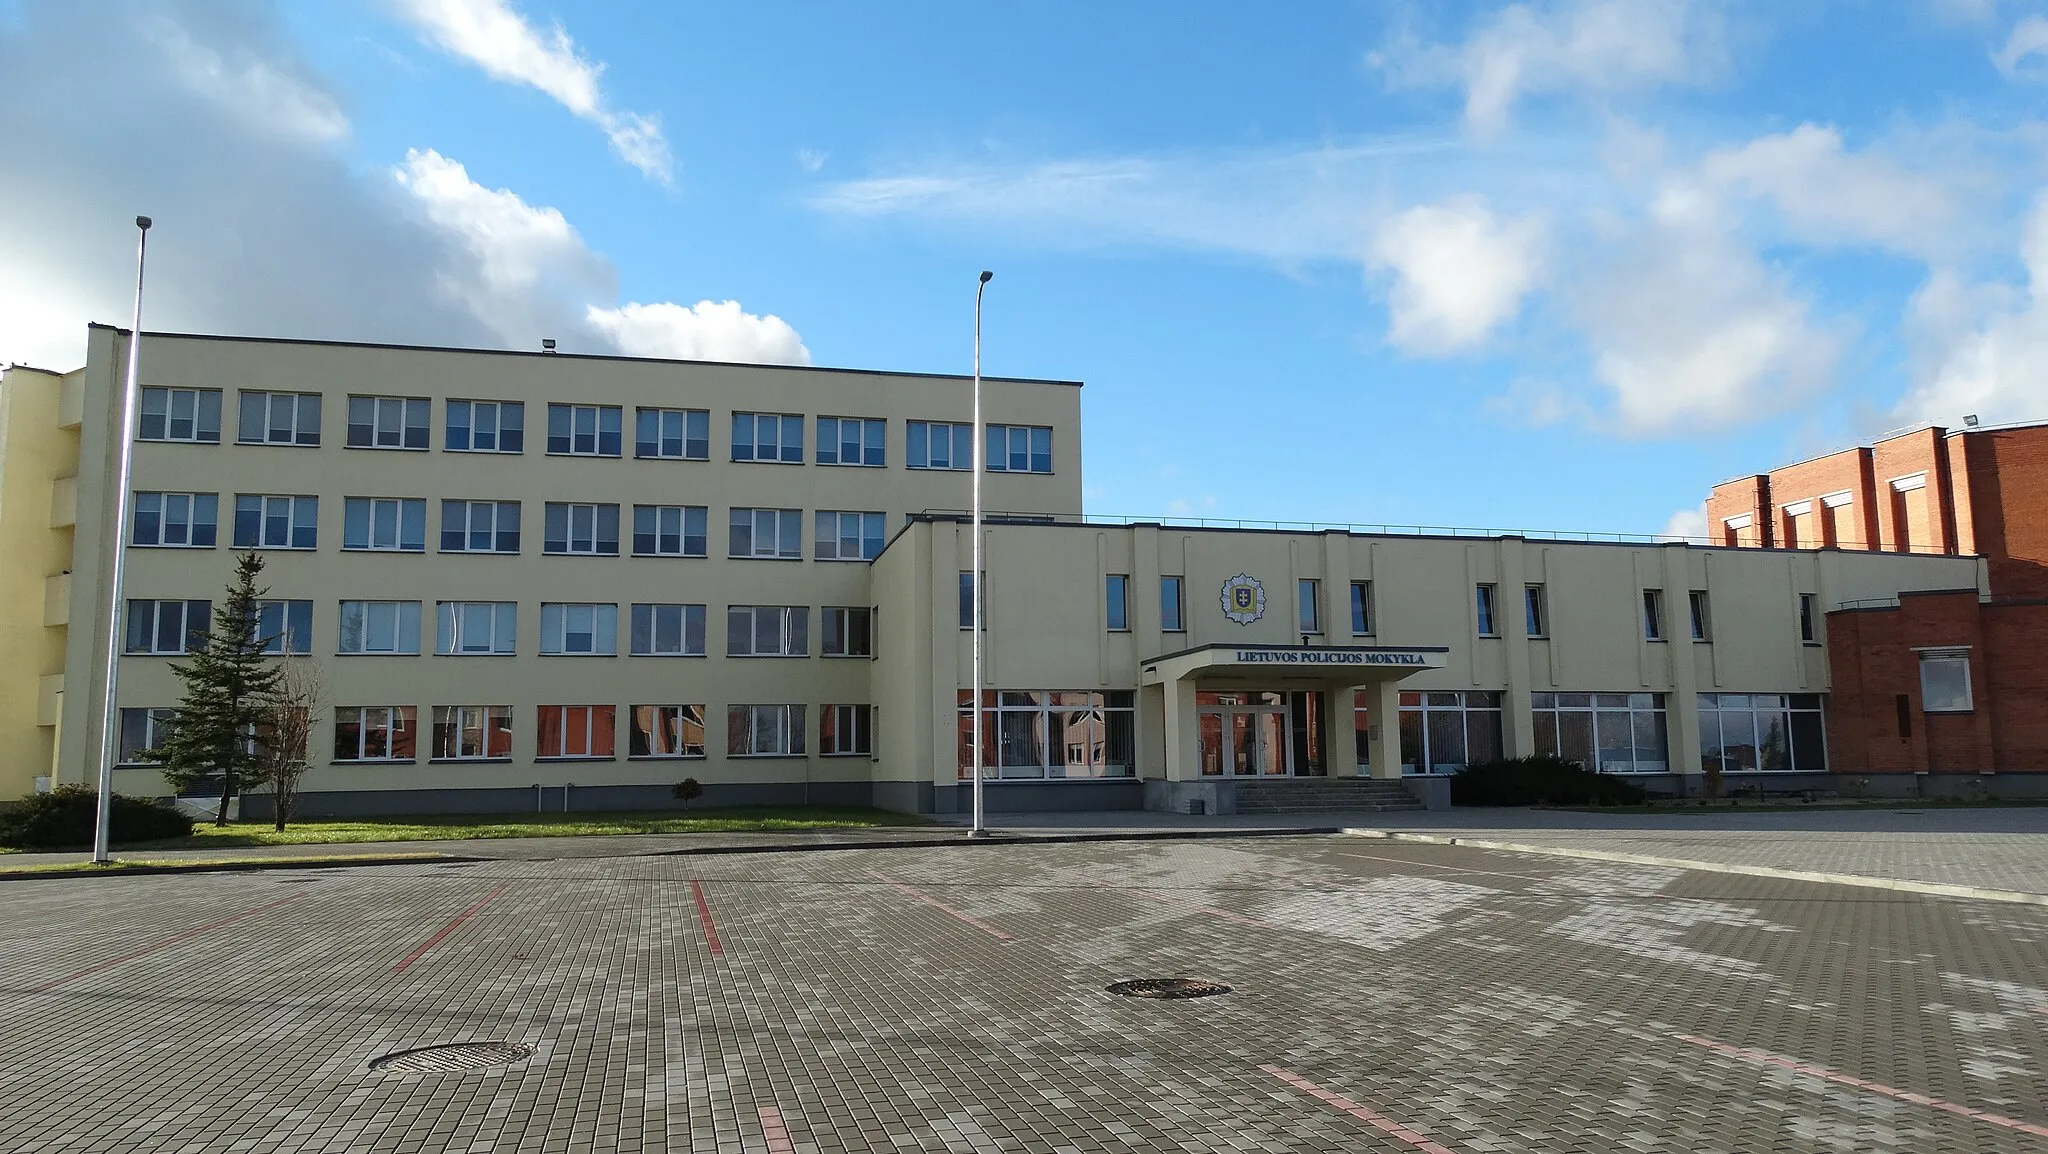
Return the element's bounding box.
[1339,829,2048,908]
[648,826,1339,857]
[0,852,476,881]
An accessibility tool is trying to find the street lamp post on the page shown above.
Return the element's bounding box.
[970,270,993,837]
[93,215,152,865]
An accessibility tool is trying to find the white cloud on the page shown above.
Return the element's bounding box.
[147,15,350,142]
[390,0,672,182]
[797,148,828,173]
[1698,125,1956,256]
[1659,506,1709,541]
[586,301,810,366]
[1994,15,2048,78]
[1895,193,2048,424]
[1375,0,1720,135]
[1370,194,1544,354]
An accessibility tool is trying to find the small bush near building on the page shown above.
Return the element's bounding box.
[0,785,196,849]
[1450,757,1648,807]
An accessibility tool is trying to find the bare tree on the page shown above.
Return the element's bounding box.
[255,656,324,831]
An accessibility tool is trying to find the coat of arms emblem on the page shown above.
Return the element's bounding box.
[1220,574,1266,625]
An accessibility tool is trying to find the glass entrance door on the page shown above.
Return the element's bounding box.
[1198,700,1292,776]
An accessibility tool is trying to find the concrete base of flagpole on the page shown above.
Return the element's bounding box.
[967,828,995,838]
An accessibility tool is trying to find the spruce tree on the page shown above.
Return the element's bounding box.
[147,551,283,826]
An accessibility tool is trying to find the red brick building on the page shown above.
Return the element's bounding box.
[1707,420,2048,786]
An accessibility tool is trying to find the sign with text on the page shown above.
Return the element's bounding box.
[1229,648,1439,667]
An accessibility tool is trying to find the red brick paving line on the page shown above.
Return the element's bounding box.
[391,884,509,973]
[756,1106,796,1154]
[689,879,724,955]
[863,869,1015,941]
[28,895,300,994]
[1673,1032,2048,1139]
[1259,1065,1461,1153]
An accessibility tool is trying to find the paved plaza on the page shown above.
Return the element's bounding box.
[7,831,2048,1152]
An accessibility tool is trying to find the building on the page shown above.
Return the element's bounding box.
[0,326,2025,816]
[1706,420,2048,781]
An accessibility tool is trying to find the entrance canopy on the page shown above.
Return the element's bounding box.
[1140,643,1449,687]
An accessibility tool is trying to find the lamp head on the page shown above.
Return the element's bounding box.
[978,270,993,284]
[135,216,152,230]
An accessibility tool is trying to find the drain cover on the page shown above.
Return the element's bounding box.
[1106,978,1232,999]
[368,1042,533,1073]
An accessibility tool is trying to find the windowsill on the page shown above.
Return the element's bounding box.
[1526,634,1548,640]
[953,776,1137,784]
[984,470,1055,476]
[329,759,416,766]
[821,752,873,759]
[820,653,873,659]
[727,555,803,562]
[633,453,711,462]
[114,762,164,769]
[726,653,811,659]
[542,551,622,558]
[139,439,221,446]
[906,465,972,472]
[535,756,616,763]
[544,451,624,459]
[629,754,708,761]
[540,652,617,658]
[631,552,710,560]
[124,651,191,657]
[1108,628,1132,634]
[730,753,809,759]
[815,556,881,564]
[437,652,517,658]
[1645,637,1669,643]
[629,652,707,658]
[343,444,430,452]
[817,461,887,469]
[439,549,522,556]
[1801,641,1823,647]
[1476,632,1500,639]
[728,458,804,465]
[234,440,319,448]
[130,543,218,550]
[428,757,514,765]
[334,651,423,657]
[235,545,318,552]
[445,448,525,455]
[340,548,426,554]
[1924,708,1974,715]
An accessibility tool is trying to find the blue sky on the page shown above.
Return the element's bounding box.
[7,1,2048,536]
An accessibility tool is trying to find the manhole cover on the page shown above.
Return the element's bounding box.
[368,1042,533,1073]
[1106,978,1232,999]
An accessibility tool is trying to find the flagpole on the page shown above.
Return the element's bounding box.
[93,215,152,864]
[969,270,992,837]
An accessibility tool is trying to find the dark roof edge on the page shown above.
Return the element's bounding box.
[85,324,1084,388]
[1145,641,1455,663]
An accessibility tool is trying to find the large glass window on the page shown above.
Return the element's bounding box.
[907,420,973,470]
[958,571,978,629]
[237,391,320,446]
[1474,584,1497,636]
[445,399,524,453]
[726,605,809,656]
[132,492,218,548]
[632,505,708,557]
[432,705,513,760]
[125,599,211,654]
[543,502,621,555]
[728,704,805,755]
[117,708,177,764]
[1799,593,1819,643]
[1698,693,1826,772]
[1351,581,1374,635]
[342,497,426,552]
[233,494,317,550]
[630,705,705,758]
[1532,692,1668,773]
[345,395,430,449]
[729,507,803,559]
[441,500,521,553]
[1298,579,1320,634]
[984,424,1053,473]
[254,599,313,655]
[1689,591,1711,641]
[731,412,803,463]
[1919,650,1973,713]
[546,403,622,456]
[435,601,517,655]
[635,407,708,460]
[817,417,885,466]
[956,690,1136,779]
[1398,691,1503,775]
[537,705,615,759]
[822,607,872,657]
[1160,576,1184,632]
[1525,585,1547,637]
[140,387,221,443]
[333,706,416,761]
[539,603,617,655]
[630,603,707,656]
[814,511,885,561]
[822,705,873,756]
[338,600,421,654]
[1106,575,1130,631]
[1643,589,1666,641]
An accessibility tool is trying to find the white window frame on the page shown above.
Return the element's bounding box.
[817,416,886,466]
[821,606,872,657]
[333,705,416,762]
[727,704,806,756]
[539,602,618,656]
[543,502,621,556]
[1474,583,1498,637]
[132,491,219,548]
[1915,647,1974,713]
[546,403,623,457]
[237,390,321,446]
[255,599,313,655]
[441,500,521,554]
[345,394,430,450]
[139,386,221,443]
[118,707,178,764]
[445,399,525,454]
[536,704,616,759]
[726,605,809,657]
[983,423,1054,473]
[431,705,513,761]
[342,497,427,552]
[1799,592,1820,643]
[731,411,803,464]
[632,504,708,557]
[730,507,804,559]
[1160,576,1185,633]
[630,603,707,656]
[1688,590,1711,642]
[630,704,707,759]
[907,420,973,470]
[1351,581,1374,636]
[232,494,318,550]
[635,407,711,460]
[1890,472,1929,493]
[1296,578,1319,635]
[1524,584,1547,638]
[436,601,518,656]
[338,600,423,655]
[1643,589,1666,641]
[821,704,873,756]
[125,599,211,654]
[1723,513,1753,530]
[814,510,886,561]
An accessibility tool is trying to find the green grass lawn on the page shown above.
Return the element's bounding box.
[0,806,931,853]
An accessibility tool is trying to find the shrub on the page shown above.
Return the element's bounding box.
[0,785,196,849]
[1449,756,1648,807]
[671,778,704,808]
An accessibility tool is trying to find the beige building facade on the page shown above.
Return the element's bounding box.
[0,326,1992,815]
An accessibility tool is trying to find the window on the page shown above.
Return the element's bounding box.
[446,399,524,453]
[729,507,803,559]
[1689,591,1711,641]
[537,705,616,759]
[237,391,321,446]
[726,606,809,656]
[125,599,211,654]
[255,599,312,655]
[1699,693,1827,772]
[822,607,872,657]
[1532,693,1668,773]
[1160,576,1185,633]
[436,601,517,655]
[817,417,886,466]
[1398,692,1504,775]
[140,387,220,443]
[543,502,621,555]
[1524,584,1546,637]
[635,407,710,460]
[958,571,981,629]
[346,395,430,449]
[432,705,513,760]
[957,690,1136,779]
[1474,584,1498,636]
[731,412,803,463]
[822,705,873,756]
[728,704,805,756]
[232,494,317,550]
[1642,589,1666,641]
[338,601,422,654]
[440,500,521,553]
[342,497,426,552]
[1799,593,1819,643]
[132,492,218,548]
[1095,574,1130,631]
[1297,579,1320,635]
[632,505,708,557]
[333,706,416,762]
[630,705,706,758]
[630,603,707,656]
[118,707,177,764]
[907,420,973,470]
[984,424,1053,473]
[546,403,623,456]
[814,511,886,561]
[540,602,617,655]
[1351,581,1374,635]
[1918,649,1973,712]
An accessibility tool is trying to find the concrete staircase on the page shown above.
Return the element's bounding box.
[1232,777,1424,814]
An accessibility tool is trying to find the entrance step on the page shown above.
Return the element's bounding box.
[1231,778,1424,813]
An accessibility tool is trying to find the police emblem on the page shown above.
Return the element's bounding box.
[1219,574,1266,625]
